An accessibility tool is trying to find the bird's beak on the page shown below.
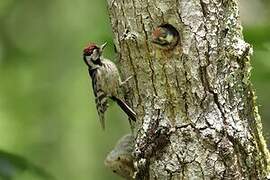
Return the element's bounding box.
[100,42,107,52]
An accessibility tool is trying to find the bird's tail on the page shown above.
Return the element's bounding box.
[111,97,136,121]
[99,113,106,130]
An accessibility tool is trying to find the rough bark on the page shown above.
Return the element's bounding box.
[106,0,270,179]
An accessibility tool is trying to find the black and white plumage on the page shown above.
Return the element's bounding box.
[83,42,136,129]
[151,24,180,50]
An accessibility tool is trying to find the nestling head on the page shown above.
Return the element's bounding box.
[151,24,179,50]
[83,42,107,65]
[152,27,170,45]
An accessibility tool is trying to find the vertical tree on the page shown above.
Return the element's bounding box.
[106,0,270,179]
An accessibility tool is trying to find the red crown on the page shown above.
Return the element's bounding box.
[83,43,98,55]
[152,27,162,38]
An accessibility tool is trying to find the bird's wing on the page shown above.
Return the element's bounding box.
[89,68,108,130]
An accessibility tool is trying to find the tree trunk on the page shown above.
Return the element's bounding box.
[106,0,270,179]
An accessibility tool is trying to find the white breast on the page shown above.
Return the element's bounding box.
[96,59,121,96]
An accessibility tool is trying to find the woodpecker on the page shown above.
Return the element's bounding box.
[151,24,180,50]
[83,42,136,129]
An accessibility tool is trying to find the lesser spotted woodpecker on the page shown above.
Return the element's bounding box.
[83,42,136,129]
[151,24,179,50]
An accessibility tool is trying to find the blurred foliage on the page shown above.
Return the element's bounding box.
[0,0,269,179]
[0,150,54,180]
[243,24,270,138]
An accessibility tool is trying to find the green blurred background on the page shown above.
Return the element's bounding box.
[0,0,269,179]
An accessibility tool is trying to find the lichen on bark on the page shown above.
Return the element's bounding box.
[106,0,270,179]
